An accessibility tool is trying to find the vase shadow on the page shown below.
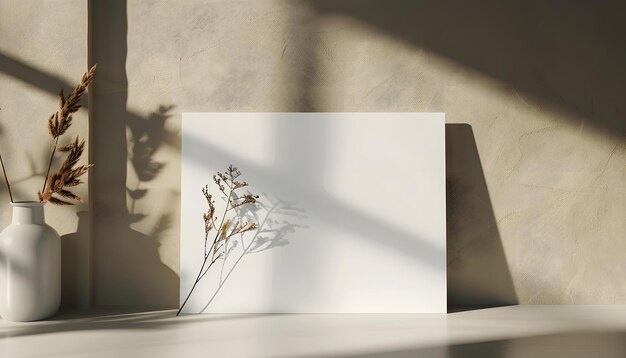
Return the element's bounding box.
[60,211,90,308]
[91,0,180,307]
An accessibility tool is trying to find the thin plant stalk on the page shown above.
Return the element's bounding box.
[0,152,14,203]
[41,137,59,194]
[177,186,234,316]
[176,242,220,317]
[0,108,14,202]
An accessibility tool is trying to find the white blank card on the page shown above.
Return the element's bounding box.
[180,112,446,313]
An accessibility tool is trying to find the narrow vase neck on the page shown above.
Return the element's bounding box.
[11,202,46,224]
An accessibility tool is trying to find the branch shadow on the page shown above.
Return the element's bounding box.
[446,123,517,309]
[308,0,626,137]
[126,104,176,221]
[248,195,308,254]
[0,53,72,97]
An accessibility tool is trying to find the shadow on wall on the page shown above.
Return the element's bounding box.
[91,0,178,307]
[446,124,517,307]
[308,0,626,136]
[60,211,89,308]
[0,53,71,97]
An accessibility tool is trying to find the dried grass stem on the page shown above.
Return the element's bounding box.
[0,152,14,203]
[39,65,96,205]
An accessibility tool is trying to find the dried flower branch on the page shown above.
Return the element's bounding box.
[229,194,260,211]
[196,194,305,313]
[40,65,96,205]
[177,165,259,316]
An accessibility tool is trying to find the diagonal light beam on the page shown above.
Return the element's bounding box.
[183,131,445,270]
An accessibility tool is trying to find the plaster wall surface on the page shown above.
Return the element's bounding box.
[0,1,90,308]
[88,0,624,306]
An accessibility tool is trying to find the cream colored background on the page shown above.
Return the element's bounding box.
[0,1,90,308]
[2,1,624,309]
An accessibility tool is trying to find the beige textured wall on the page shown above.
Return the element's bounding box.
[0,1,90,308]
[91,0,625,306]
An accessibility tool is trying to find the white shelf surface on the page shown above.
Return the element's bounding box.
[1,305,626,357]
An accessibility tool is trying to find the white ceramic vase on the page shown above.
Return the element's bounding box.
[0,201,61,321]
